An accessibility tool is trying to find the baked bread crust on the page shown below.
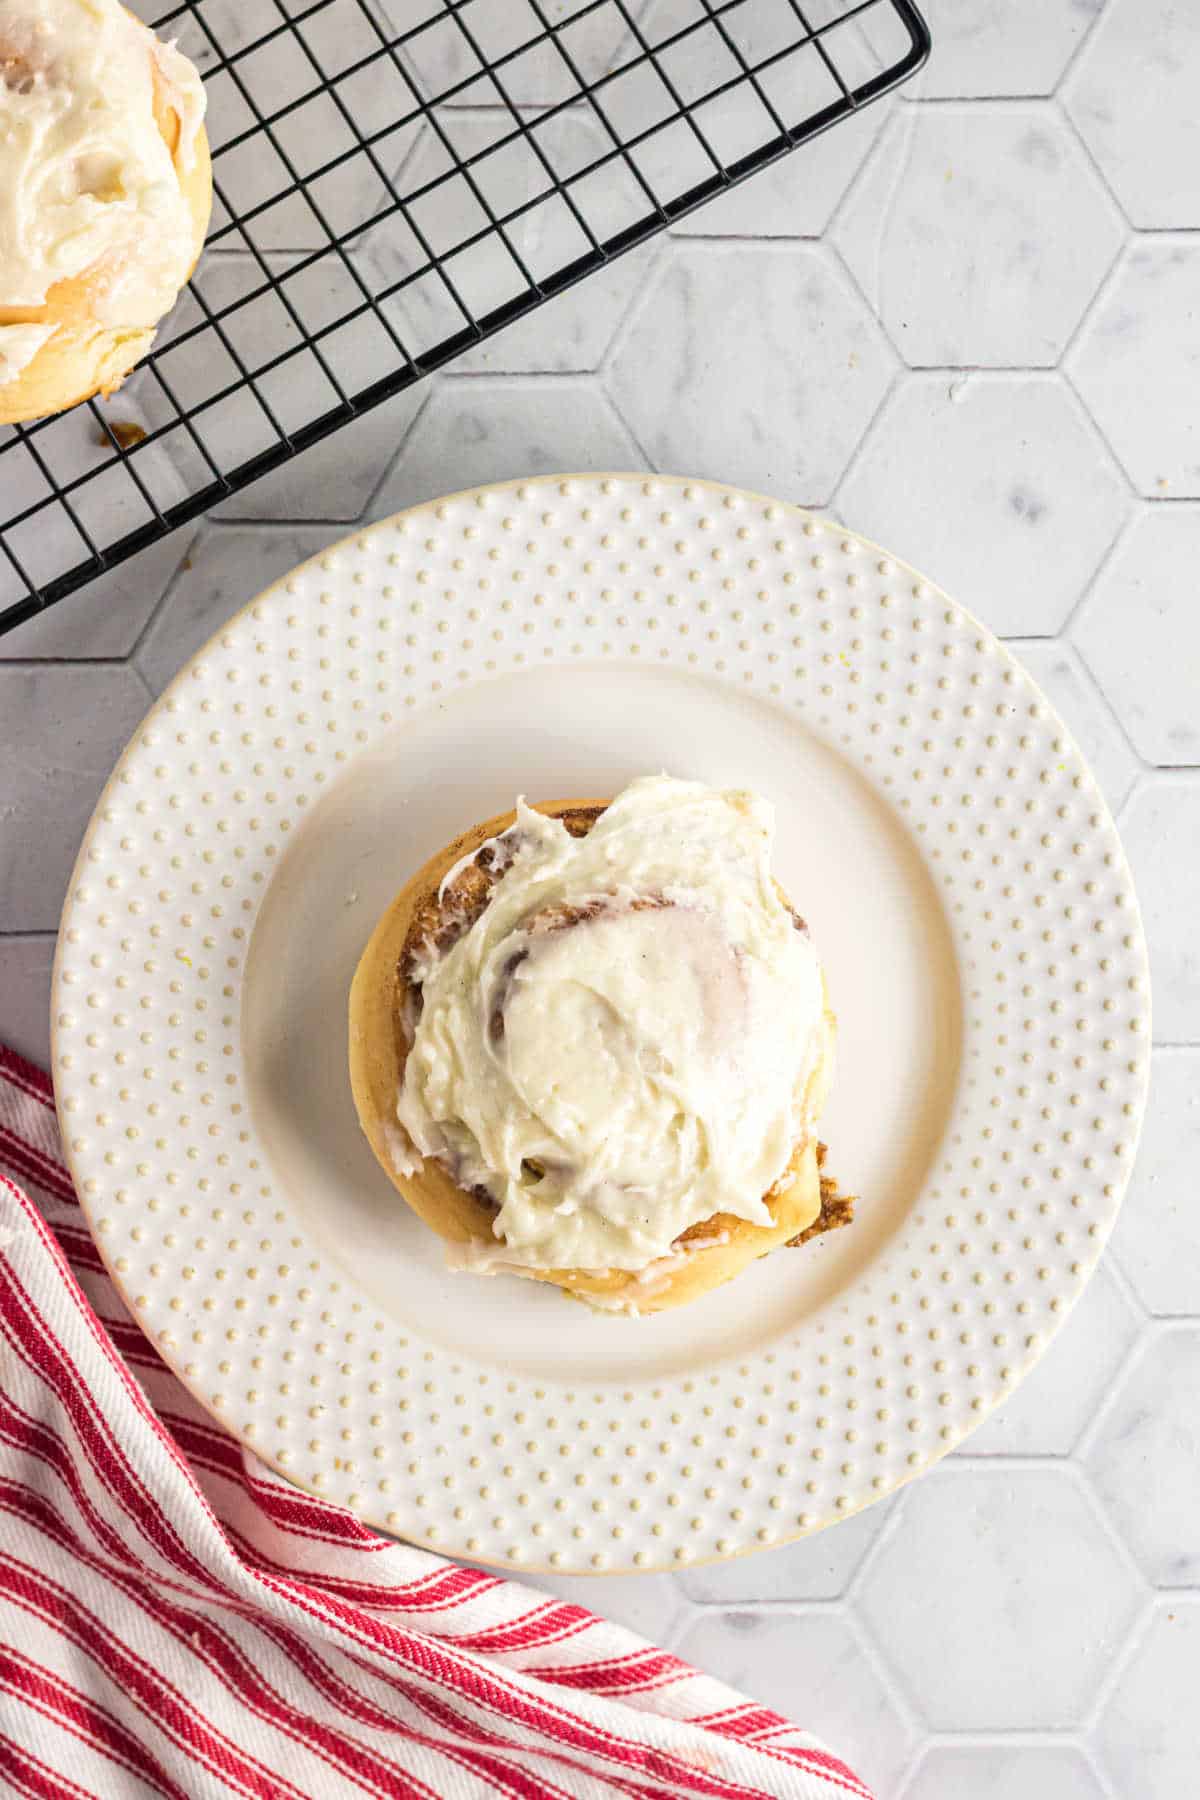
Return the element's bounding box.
[348,799,853,1313]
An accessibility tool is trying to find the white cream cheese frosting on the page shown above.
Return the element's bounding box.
[397,776,828,1273]
[0,320,56,381]
[0,0,205,321]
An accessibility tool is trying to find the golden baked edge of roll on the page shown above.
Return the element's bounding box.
[348,800,849,1316]
[0,17,212,427]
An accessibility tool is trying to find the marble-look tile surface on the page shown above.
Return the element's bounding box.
[361,114,654,373]
[670,102,894,240]
[135,525,340,696]
[0,936,56,1069]
[674,1611,919,1798]
[1099,1601,1200,1800]
[1073,506,1200,765]
[1068,242,1200,498]
[370,379,641,519]
[1119,779,1200,1043]
[1065,0,1200,229]
[1109,1049,1200,1318]
[0,385,191,609]
[834,105,1122,368]
[903,1742,1108,1800]
[678,1497,896,1605]
[0,666,149,933]
[856,1466,1142,1729]
[211,392,426,523]
[837,373,1128,635]
[375,244,657,378]
[2,529,196,661]
[384,0,632,111]
[1085,1328,1200,1588]
[910,0,1101,98]
[3,5,1200,1786]
[608,243,894,502]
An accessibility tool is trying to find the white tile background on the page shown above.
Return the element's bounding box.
[3,3,1200,1794]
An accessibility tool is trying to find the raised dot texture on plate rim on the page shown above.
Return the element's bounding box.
[51,473,1151,1573]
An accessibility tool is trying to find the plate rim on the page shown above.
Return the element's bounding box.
[51,470,1152,1574]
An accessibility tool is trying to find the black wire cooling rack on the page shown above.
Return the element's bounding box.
[0,0,928,638]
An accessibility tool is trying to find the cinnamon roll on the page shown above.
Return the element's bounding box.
[0,0,210,424]
[349,777,850,1315]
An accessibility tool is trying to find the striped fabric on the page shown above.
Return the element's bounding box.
[0,1044,870,1800]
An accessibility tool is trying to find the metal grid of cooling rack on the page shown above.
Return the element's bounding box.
[0,0,928,638]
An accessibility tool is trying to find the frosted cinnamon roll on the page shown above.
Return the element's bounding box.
[349,777,849,1315]
[0,0,210,424]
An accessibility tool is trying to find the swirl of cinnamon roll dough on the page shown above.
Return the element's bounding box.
[349,777,850,1315]
[0,0,210,424]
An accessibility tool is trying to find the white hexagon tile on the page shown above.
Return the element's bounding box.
[832,103,1122,367]
[836,373,1128,636]
[904,1744,1109,1800]
[1084,1329,1200,1589]
[856,1466,1143,1733]
[1064,0,1200,229]
[1068,241,1200,497]
[1072,506,1200,765]
[1099,1601,1200,1800]
[607,242,895,501]
[368,379,642,519]
[667,99,894,240]
[907,0,1101,98]
[1120,779,1200,1043]
[3,4,1200,1793]
[1109,1049,1200,1318]
[674,1610,920,1799]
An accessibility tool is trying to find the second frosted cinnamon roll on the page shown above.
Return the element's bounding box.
[0,0,210,423]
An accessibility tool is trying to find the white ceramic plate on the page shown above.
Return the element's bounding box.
[53,474,1150,1572]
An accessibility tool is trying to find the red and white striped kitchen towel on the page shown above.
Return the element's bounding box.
[0,1043,870,1800]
